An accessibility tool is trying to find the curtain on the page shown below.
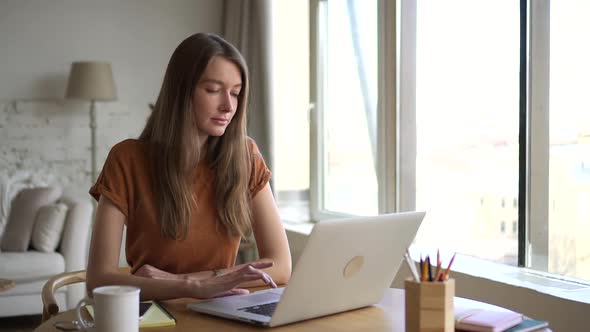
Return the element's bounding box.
[222,0,274,187]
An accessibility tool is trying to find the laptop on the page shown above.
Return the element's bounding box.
[187,211,425,327]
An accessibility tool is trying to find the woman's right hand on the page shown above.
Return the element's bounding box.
[190,261,277,299]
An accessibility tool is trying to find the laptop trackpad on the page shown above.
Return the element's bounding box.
[239,287,283,305]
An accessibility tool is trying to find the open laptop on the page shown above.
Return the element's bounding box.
[187,211,425,327]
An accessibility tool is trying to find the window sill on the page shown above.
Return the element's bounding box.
[282,219,590,306]
[420,250,590,305]
[283,220,314,234]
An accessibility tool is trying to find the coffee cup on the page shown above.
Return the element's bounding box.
[75,285,140,332]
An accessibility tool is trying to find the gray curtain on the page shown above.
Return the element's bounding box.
[223,0,274,187]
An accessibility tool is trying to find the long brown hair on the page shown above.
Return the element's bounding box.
[139,33,252,240]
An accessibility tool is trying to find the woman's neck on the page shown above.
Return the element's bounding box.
[198,137,209,161]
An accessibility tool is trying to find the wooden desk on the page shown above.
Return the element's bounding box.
[35,288,551,332]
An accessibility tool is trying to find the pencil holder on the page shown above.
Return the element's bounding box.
[405,278,454,332]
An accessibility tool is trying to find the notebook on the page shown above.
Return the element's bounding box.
[504,319,549,332]
[188,211,425,327]
[455,306,523,332]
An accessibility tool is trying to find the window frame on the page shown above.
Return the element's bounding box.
[309,0,405,219]
[526,0,550,271]
[309,0,559,277]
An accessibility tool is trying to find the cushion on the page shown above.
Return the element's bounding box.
[0,251,65,282]
[31,202,69,252]
[0,170,58,242]
[0,186,62,252]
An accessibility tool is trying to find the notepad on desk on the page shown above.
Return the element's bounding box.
[455,306,523,332]
[504,318,549,332]
[86,300,176,328]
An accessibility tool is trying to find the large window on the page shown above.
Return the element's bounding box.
[548,0,590,280]
[273,0,590,282]
[413,1,520,264]
[312,0,378,218]
[271,1,310,212]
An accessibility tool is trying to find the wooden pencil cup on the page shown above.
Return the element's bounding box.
[404,278,454,332]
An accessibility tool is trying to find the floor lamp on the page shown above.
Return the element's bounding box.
[66,62,117,183]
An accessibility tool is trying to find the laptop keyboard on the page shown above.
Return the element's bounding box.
[238,302,278,317]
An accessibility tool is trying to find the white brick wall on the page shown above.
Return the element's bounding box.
[0,0,223,197]
[0,100,149,196]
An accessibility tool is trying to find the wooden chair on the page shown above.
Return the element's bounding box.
[41,267,130,322]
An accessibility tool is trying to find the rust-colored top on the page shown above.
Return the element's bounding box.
[89,138,271,274]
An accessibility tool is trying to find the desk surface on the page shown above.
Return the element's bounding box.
[35,288,551,332]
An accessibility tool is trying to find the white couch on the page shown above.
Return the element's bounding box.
[0,195,92,317]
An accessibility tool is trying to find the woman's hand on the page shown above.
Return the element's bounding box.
[134,264,181,280]
[190,261,277,299]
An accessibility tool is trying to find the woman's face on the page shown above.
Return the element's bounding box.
[192,56,242,141]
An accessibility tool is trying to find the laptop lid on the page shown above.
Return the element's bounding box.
[188,211,425,327]
[268,211,424,326]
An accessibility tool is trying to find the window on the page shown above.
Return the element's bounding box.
[271,0,590,282]
[512,221,517,234]
[271,1,310,214]
[311,0,379,218]
[548,0,590,279]
[413,0,519,264]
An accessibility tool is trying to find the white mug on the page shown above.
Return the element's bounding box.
[75,285,140,332]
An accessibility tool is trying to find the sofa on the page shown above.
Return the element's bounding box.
[0,187,93,317]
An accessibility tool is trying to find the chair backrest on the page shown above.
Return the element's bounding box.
[41,270,86,322]
[41,267,131,322]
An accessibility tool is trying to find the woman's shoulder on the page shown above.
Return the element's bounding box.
[111,139,147,152]
[245,136,262,156]
[108,139,150,161]
[244,137,271,193]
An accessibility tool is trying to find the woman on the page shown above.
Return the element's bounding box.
[86,33,291,300]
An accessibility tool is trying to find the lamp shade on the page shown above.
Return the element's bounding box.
[66,62,117,101]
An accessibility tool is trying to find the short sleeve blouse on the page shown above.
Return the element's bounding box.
[89,137,271,274]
